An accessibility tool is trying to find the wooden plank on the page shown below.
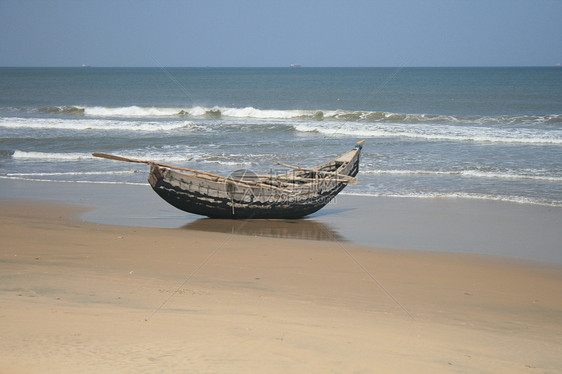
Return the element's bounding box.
[233,174,357,185]
[274,161,358,183]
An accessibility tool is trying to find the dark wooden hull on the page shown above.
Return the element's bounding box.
[148,142,362,219]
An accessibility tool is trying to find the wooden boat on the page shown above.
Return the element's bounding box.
[93,140,364,219]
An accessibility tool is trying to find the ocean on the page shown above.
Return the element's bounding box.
[1,67,561,207]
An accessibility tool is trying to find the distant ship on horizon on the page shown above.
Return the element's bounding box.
[290,64,302,68]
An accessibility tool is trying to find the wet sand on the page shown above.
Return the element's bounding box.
[1,198,561,373]
[2,178,561,263]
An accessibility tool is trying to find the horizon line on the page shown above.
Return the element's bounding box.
[1,64,561,69]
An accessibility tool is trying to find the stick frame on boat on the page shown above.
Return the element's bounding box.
[92,140,364,219]
[92,153,292,193]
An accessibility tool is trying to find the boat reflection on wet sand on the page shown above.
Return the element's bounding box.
[183,218,346,242]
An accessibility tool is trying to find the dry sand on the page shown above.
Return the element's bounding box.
[1,198,561,373]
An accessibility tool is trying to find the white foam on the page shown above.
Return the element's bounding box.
[359,169,562,182]
[186,106,209,117]
[77,105,320,120]
[219,107,304,119]
[5,109,560,144]
[0,175,145,186]
[12,150,188,167]
[293,122,562,145]
[12,150,94,161]
[84,106,181,117]
[341,191,561,207]
[457,170,562,182]
[0,117,194,132]
[7,170,140,177]
[77,105,307,119]
[22,105,562,127]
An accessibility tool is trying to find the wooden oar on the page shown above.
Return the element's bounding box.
[92,153,226,179]
[92,153,293,193]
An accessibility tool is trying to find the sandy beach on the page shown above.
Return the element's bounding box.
[2,1,561,372]
[1,196,561,373]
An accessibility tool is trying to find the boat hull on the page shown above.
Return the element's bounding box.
[148,143,362,219]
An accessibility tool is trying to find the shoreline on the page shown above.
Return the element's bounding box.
[1,198,561,373]
[1,178,560,264]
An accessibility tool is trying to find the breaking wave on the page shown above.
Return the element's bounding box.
[359,169,562,182]
[1,117,195,132]
[38,106,86,115]
[28,105,562,125]
[0,174,146,186]
[12,150,97,161]
[85,106,181,117]
[5,170,138,177]
[9,150,255,168]
[2,117,560,146]
[293,122,562,145]
[341,191,562,207]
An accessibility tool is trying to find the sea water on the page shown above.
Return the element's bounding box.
[1,67,561,206]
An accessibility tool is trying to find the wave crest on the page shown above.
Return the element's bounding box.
[12,150,94,161]
[17,105,562,127]
[38,106,85,115]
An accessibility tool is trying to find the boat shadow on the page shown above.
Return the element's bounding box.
[182,218,347,242]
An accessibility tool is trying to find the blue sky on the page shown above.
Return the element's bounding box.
[1,0,560,67]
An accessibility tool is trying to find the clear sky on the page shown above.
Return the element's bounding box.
[1,0,560,67]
